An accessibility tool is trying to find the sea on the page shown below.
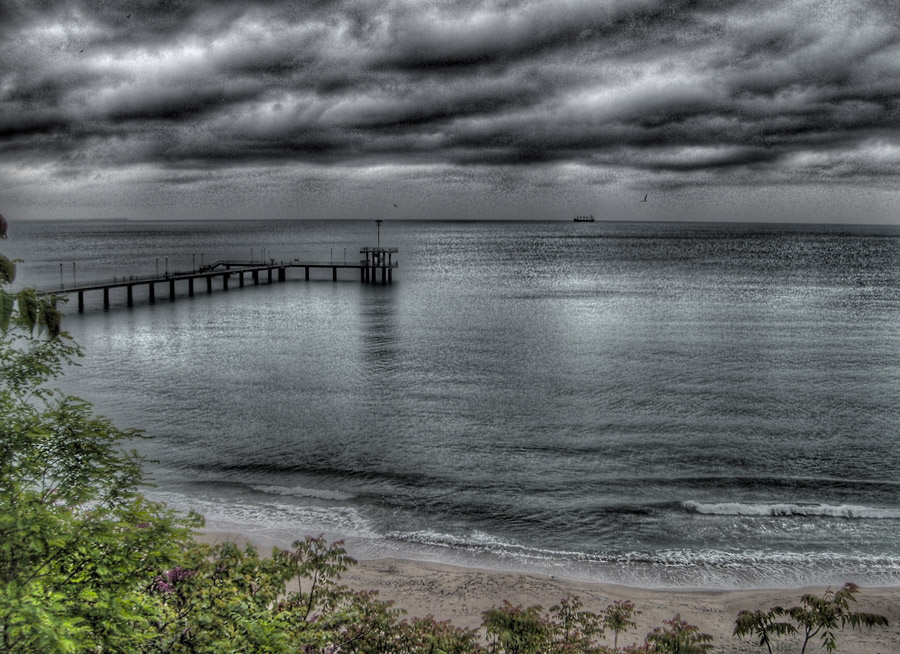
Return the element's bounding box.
[6,218,900,589]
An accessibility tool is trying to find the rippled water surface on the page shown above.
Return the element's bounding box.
[9,219,900,587]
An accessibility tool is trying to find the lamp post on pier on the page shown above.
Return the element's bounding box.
[375,219,382,249]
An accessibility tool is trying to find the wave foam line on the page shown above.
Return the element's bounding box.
[250,484,355,501]
[683,501,900,519]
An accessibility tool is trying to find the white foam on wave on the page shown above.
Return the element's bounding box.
[250,484,355,501]
[145,490,374,536]
[143,488,900,588]
[388,528,519,551]
[378,529,900,588]
[683,501,900,519]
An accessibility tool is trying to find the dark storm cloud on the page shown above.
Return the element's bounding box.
[1,0,899,219]
[371,0,730,71]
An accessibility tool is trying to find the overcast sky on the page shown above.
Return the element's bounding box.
[2,0,899,222]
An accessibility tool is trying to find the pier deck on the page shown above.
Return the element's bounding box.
[38,248,398,312]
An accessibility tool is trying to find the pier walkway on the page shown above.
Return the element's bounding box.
[39,247,398,312]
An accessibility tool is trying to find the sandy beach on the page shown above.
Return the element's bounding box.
[199,531,900,653]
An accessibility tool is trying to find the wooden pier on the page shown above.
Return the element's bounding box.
[39,247,398,312]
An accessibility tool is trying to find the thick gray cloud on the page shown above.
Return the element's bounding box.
[1,0,899,221]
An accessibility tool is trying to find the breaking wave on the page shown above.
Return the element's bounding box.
[683,501,900,519]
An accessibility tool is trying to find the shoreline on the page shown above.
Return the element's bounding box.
[197,530,900,653]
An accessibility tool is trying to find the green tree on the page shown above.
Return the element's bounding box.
[0,217,197,653]
[632,614,713,654]
[733,583,889,654]
[549,596,605,653]
[602,600,640,650]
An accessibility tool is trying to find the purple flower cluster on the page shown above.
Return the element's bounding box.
[151,566,195,594]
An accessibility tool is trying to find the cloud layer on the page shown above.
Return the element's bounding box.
[2,0,899,220]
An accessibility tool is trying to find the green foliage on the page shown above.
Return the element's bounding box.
[0,388,194,653]
[549,596,605,653]
[733,583,889,654]
[141,540,295,653]
[484,601,553,654]
[390,616,482,654]
[130,535,481,654]
[602,600,640,650]
[482,597,645,654]
[277,535,358,620]
[0,222,196,652]
[632,614,713,654]
[0,287,13,332]
[0,253,15,284]
[733,608,796,654]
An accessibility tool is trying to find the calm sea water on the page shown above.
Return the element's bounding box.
[7,219,900,588]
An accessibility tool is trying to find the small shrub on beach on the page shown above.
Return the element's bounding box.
[481,596,658,654]
[550,595,605,652]
[602,600,640,650]
[628,614,713,653]
[733,583,889,654]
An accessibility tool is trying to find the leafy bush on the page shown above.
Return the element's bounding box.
[733,583,889,654]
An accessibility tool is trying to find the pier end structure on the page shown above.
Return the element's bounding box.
[360,246,398,285]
